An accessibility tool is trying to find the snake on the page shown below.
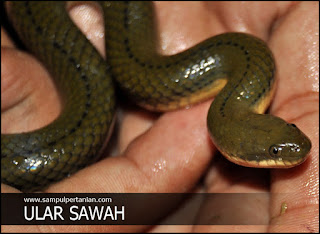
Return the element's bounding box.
[2,1,312,191]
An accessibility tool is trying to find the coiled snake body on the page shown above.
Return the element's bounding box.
[2,2,312,191]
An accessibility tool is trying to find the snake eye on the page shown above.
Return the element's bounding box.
[269,145,282,157]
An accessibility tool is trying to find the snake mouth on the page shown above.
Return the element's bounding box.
[224,154,307,168]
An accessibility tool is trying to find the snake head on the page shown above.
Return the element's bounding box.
[266,123,312,167]
[212,113,313,168]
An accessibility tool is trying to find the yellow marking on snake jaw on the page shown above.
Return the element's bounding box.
[260,159,276,167]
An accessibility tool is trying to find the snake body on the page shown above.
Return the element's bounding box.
[2,1,312,191]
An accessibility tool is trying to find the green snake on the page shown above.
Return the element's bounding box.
[2,1,312,191]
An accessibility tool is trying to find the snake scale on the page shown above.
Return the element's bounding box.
[2,1,312,191]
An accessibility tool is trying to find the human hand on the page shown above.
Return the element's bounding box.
[2,1,318,233]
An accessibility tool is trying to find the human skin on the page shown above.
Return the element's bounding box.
[1,1,319,233]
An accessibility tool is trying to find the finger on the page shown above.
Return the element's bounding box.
[118,108,158,154]
[1,28,15,48]
[1,47,61,133]
[67,2,106,58]
[268,2,319,232]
